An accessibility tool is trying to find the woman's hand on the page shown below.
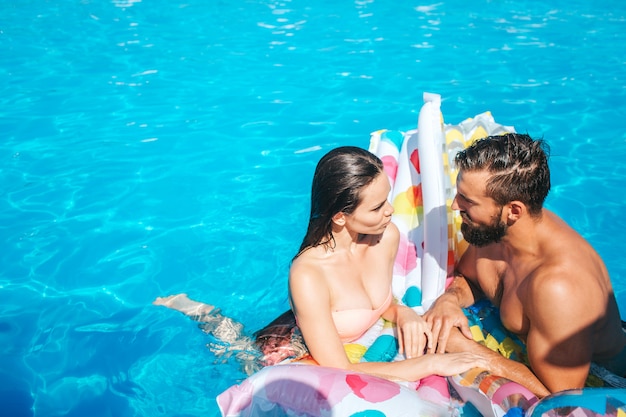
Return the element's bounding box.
[394,306,432,359]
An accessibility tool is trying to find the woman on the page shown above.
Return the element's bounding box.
[156,146,489,380]
[287,146,487,381]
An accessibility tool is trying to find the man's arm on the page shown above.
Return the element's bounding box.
[424,245,483,353]
[446,328,551,398]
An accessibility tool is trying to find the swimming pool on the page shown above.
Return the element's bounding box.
[1,0,625,416]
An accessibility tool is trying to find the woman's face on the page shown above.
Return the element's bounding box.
[344,172,394,235]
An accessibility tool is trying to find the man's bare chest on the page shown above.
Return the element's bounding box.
[476,264,529,337]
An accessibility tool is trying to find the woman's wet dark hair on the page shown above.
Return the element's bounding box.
[296,146,384,255]
[254,146,383,359]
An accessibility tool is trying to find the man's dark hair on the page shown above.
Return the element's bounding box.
[455,133,550,216]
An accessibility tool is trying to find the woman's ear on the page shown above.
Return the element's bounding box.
[332,212,346,226]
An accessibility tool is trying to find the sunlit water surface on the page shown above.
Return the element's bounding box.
[1,1,625,416]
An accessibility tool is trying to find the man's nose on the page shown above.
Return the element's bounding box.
[450,195,460,211]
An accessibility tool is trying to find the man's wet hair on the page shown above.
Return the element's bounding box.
[455,133,550,216]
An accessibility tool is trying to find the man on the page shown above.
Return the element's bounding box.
[424,133,626,397]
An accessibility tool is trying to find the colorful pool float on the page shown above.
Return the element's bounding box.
[217,363,453,417]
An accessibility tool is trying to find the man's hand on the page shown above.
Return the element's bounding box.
[423,294,473,354]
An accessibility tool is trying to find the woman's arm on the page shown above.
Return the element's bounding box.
[289,261,352,369]
[377,222,435,358]
[289,261,490,381]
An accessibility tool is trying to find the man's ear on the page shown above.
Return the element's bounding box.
[332,212,346,226]
[506,201,525,223]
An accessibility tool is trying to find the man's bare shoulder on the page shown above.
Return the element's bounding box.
[529,227,602,298]
[525,247,608,328]
[541,210,598,255]
[530,210,600,275]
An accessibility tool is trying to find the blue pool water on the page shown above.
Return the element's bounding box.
[1,1,625,416]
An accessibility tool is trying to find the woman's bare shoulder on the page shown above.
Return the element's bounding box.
[378,220,400,256]
[289,249,327,286]
[385,220,400,241]
[289,251,332,313]
[362,220,399,247]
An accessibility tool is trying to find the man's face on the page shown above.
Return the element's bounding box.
[460,206,507,247]
[452,170,508,247]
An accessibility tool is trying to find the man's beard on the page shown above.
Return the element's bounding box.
[460,209,507,247]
